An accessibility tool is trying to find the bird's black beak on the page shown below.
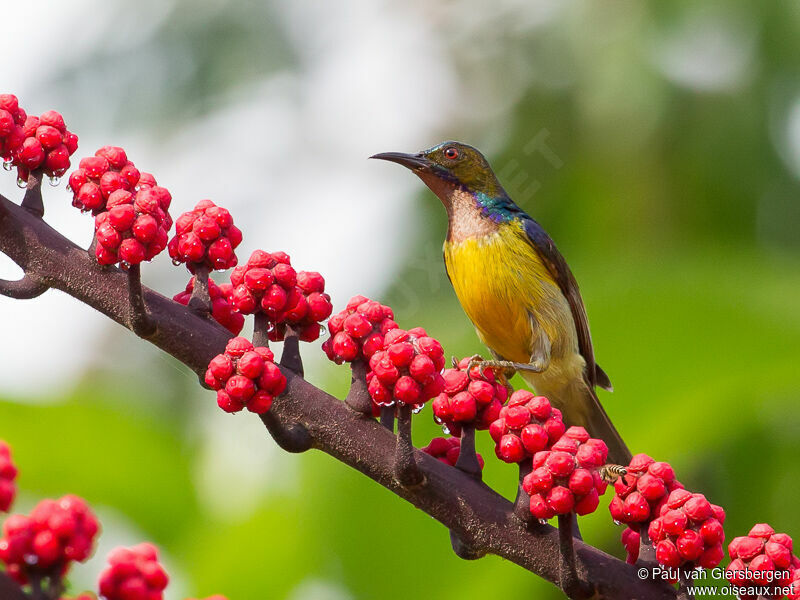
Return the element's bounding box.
[369,152,434,172]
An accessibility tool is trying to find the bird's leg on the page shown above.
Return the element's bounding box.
[466,354,514,378]
[466,357,546,376]
[466,332,552,379]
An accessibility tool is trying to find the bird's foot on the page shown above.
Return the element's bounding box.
[465,357,519,393]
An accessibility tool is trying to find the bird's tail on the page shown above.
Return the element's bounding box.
[521,373,632,466]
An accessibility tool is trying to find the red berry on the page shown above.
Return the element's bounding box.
[451,392,477,422]
[217,390,243,413]
[622,492,650,522]
[628,453,655,472]
[574,488,600,516]
[636,473,667,501]
[521,424,549,453]
[39,110,65,132]
[35,125,62,150]
[498,434,525,463]
[676,530,704,561]
[656,540,681,568]
[246,391,274,414]
[225,337,253,357]
[698,544,724,569]
[237,351,265,378]
[683,494,712,522]
[662,509,688,535]
[119,238,146,265]
[529,494,554,521]
[568,469,594,496]
[545,451,575,477]
[17,137,44,169]
[547,486,574,514]
[394,376,421,404]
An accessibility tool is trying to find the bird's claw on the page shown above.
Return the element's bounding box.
[465,354,486,376]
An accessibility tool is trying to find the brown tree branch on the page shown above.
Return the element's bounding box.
[0,571,29,600]
[0,274,48,299]
[0,191,678,600]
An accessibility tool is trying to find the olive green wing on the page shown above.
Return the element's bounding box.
[522,218,612,391]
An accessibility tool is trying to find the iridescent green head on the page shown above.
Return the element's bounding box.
[371,141,508,200]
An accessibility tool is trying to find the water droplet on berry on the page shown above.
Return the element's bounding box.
[172,258,182,266]
[48,176,60,187]
[16,177,27,188]
[442,425,451,435]
[538,519,548,525]
[2,159,12,171]
[613,519,621,526]
[121,261,131,270]
[412,404,424,414]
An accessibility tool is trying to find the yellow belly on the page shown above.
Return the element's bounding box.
[443,222,579,368]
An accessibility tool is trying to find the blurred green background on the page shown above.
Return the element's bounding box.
[2,1,800,599]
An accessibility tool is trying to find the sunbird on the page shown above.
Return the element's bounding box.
[372,141,631,465]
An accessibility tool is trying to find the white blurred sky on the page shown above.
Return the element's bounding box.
[0,0,460,397]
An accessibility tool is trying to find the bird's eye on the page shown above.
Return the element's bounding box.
[444,146,459,160]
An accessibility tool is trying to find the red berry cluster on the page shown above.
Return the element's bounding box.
[229,251,333,342]
[431,358,507,435]
[322,295,398,363]
[0,495,99,584]
[0,94,78,182]
[610,455,681,521]
[168,200,242,270]
[421,436,485,470]
[173,277,244,334]
[488,390,565,463]
[609,454,684,549]
[522,426,609,520]
[94,186,172,266]
[727,524,799,597]
[68,147,150,214]
[98,543,168,600]
[0,441,17,512]
[366,327,446,409]
[647,489,726,569]
[204,337,287,414]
